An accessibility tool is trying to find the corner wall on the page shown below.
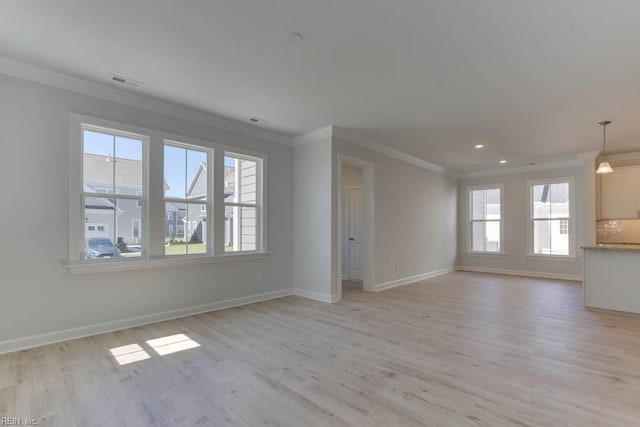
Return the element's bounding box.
[333,137,458,293]
[292,137,335,301]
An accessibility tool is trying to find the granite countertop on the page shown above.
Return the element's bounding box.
[582,243,640,251]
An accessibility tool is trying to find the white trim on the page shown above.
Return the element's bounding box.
[67,252,269,274]
[524,254,577,261]
[580,151,601,160]
[0,56,292,147]
[456,266,582,282]
[292,289,341,303]
[374,267,455,292]
[460,159,584,179]
[0,288,293,355]
[336,154,376,301]
[293,125,333,146]
[465,251,506,257]
[332,126,457,177]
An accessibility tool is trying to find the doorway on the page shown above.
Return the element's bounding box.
[340,162,368,293]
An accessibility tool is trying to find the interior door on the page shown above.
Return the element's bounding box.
[348,187,365,281]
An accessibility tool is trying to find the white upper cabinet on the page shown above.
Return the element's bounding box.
[601,166,640,219]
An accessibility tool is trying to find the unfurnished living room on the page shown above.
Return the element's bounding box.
[2,1,640,426]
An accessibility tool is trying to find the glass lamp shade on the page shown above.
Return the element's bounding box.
[596,161,614,174]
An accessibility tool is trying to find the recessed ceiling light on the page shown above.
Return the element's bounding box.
[287,32,303,42]
[474,144,484,149]
[499,159,508,164]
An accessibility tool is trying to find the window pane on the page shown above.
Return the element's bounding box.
[164,202,207,256]
[471,188,500,221]
[225,155,258,204]
[164,145,187,198]
[472,221,501,252]
[114,199,143,258]
[471,190,486,220]
[164,145,208,200]
[187,149,208,201]
[532,184,551,219]
[550,182,569,218]
[83,130,114,193]
[225,206,257,252]
[84,197,142,259]
[534,219,569,256]
[114,136,143,193]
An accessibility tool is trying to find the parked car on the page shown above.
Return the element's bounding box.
[84,238,121,259]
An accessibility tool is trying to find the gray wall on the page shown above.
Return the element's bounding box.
[0,74,293,344]
[292,138,333,297]
[333,138,458,288]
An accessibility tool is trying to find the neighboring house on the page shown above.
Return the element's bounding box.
[85,153,255,250]
[163,160,255,252]
[84,153,143,246]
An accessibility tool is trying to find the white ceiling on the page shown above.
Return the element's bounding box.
[2,0,640,172]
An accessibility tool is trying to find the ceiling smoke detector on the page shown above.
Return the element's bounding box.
[111,74,143,88]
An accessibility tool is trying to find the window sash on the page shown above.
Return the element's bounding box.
[468,185,503,253]
[527,178,574,257]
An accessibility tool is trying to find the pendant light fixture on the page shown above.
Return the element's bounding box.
[596,120,614,174]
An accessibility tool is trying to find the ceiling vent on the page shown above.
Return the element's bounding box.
[249,117,270,124]
[111,74,143,88]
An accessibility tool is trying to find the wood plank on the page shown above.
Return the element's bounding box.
[2,272,640,426]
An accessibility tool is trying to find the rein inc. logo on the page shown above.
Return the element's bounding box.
[1,417,38,425]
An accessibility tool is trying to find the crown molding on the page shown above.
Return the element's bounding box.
[580,151,601,160]
[331,127,458,177]
[0,56,293,147]
[460,158,584,179]
[292,125,333,146]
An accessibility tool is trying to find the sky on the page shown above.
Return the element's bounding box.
[84,129,236,199]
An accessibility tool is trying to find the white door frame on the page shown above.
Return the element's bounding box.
[336,154,375,300]
[346,184,364,281]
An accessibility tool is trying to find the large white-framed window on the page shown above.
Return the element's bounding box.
[69,114,267,272]
[163,141,212,256]
[468,184,504,254]
[527,178,575,258]
[224,152,263,252]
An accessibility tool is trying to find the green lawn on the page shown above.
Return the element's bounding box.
[165,243,207,256]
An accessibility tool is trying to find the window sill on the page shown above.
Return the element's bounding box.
[524,254,576,261]
[465,251,506,257]
[66,252,269,275]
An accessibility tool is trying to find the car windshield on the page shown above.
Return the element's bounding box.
[88,239,113,249]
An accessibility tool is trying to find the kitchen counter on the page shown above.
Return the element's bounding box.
[583,246,640,314]
[582,243,640,251]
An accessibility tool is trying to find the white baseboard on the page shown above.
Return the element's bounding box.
[0,289,293,355]
[456,266,582,282]
[374,267,455,292]
[292,288,341,303]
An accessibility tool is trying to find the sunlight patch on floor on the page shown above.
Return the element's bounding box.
[146,333,201,356]
[109,343,151,365]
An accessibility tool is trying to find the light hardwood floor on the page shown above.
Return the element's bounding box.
[2,272,640,426]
